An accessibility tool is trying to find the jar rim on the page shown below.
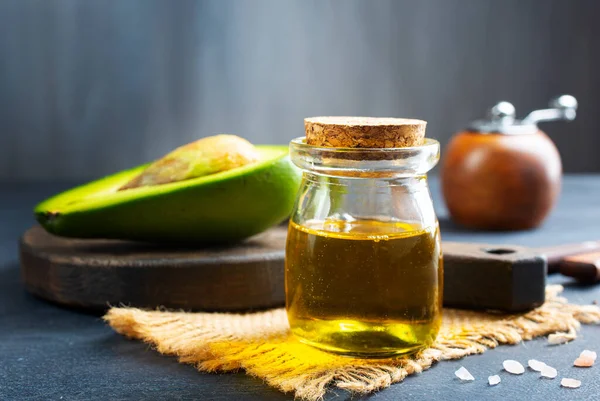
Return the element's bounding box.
[289,137,440,177]
[290,137,440,154]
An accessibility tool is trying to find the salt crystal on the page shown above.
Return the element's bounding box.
[561,378,581,389]
[488,375,501,386]
[528,359,547,372]
[580,350,597,361]
[548,332,574,345]
[503,360,525,374]
[540,364,558,379]
[455,366,475,381]
[574,356,594,367]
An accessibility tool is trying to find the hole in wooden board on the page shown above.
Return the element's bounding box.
[483,248,516,255]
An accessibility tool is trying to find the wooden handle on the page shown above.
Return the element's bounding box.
[536,241,600,273]
[559,251,600,282]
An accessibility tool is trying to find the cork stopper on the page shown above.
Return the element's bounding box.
[305,116,427,148]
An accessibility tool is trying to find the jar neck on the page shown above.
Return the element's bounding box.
[302,172,430,189]
[289,137,440,178]
[293,173,437,229]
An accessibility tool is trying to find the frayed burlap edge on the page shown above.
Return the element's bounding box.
[104,285,600,400]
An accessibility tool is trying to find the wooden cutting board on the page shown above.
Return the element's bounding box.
[20,225,287,312]
[19,225,600,313]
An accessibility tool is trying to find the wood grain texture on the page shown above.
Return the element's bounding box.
[20,224,549,313]
[441,130,562,230]
[538,240,600,273]
[20,225,287,312]
[559,251,600,282]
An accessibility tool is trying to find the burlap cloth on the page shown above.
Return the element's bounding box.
[104,285,599,400]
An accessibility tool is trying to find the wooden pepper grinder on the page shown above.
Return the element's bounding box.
[441,95,577,230]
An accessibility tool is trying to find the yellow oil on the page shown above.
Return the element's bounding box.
[285,218,442,357]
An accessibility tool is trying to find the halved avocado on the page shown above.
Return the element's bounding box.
[35,145,301,243]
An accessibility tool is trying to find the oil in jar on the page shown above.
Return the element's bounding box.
[285,218,442,357]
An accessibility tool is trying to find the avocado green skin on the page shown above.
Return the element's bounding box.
[35,146,301,243]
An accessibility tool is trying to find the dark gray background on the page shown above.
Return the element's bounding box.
[1,0,599,180]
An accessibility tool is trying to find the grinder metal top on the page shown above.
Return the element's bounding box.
[467,95,578,135]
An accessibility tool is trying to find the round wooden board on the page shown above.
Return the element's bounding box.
[19,225,287,312]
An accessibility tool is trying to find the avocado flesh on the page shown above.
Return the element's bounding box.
[35,146,301,243]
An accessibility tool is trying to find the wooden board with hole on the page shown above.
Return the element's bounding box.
[19,226,548,313]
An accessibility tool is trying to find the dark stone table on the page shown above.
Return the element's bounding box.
[1,177,599,401]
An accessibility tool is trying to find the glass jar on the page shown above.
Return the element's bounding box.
[285,137,442,357]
